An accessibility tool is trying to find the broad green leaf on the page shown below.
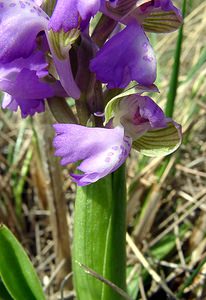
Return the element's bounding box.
[104,84,158,125]
[143,10,182,33]
[0,279,14,300]
[0,225,46,300]
[132,122,182,157]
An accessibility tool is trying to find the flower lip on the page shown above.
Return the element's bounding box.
[53,124,132,186]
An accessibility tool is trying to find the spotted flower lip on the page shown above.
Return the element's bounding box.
[53,124,132,186]
[90,21,156,89]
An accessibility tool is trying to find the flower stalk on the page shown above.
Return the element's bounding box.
[73,164,127,300]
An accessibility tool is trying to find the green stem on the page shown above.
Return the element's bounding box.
[73,165,127,300]
[165,0,187,117]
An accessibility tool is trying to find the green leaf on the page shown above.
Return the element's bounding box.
[143,10,183,33]
[0,225,46,300]
[0,279,14,300]
[104,84,158,125]
[132,122,182,157]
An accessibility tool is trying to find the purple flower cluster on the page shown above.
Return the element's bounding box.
[0,0,182,185]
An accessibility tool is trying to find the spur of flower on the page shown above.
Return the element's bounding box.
[0,0,183,186]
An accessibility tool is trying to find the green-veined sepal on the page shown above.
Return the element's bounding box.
[132,121,182,157]
[143,10,183,33]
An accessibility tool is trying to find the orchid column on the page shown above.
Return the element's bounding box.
[0,0,182,299]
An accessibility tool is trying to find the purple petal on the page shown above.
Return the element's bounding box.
[0,0,48,63]
[0,1,80,100]
[113,94,166,140]
[53,124,132,185]
[4,97,45,118]
[0,51,48,79]
[78,0,101,21]
[49,0,100,32]
[0,68,54,99]
[90,21,156,88]
[2,93,17,111]
[49,0,79,31]
[0,50,54,99]
[0,51,66,117]
[2,92,45,118]
[138,95,166,128]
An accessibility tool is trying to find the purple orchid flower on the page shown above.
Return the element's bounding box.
[0,0,80,105]
[101,0,183,33]
[112,93,167,139]
[90,21,156,89]
[0,51,65,117]
[53,93,181,186]
[53,125,132,186]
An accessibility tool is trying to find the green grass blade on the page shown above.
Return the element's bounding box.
[165,0,187,117]
[176,256,206,298]
[13,146,33,217]
[184,47,206,82]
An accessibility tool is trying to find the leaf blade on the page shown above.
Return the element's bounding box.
[0,225,45,300]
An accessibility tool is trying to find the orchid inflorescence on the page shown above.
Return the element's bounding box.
[0,0,182,186]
